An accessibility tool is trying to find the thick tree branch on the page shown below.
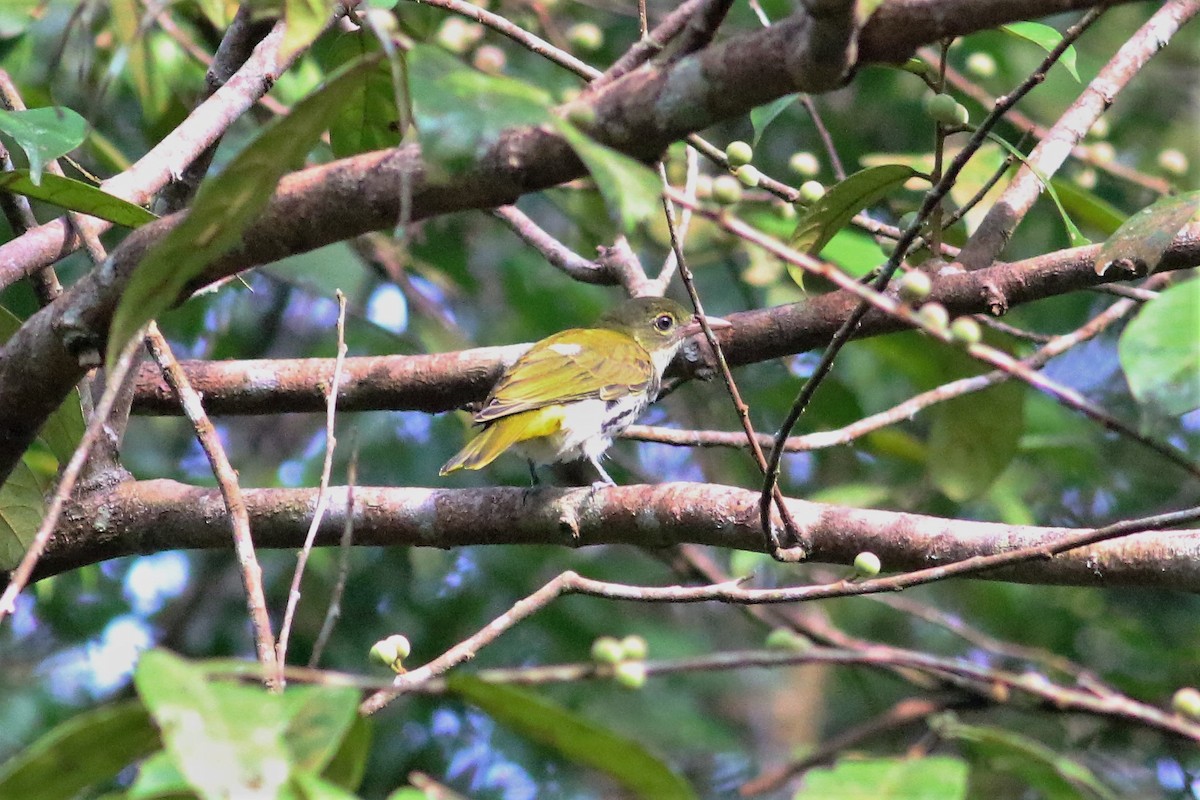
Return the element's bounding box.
[24,479,1200,590]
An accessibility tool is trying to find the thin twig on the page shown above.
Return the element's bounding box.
[309,440,359,668]
[492,205,618,285]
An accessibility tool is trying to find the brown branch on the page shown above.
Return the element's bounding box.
[24,480,1200,590]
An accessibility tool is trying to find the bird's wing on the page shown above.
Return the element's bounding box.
[473,329,655,422]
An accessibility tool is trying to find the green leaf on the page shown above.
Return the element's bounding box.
[0,457,45,572]
[986,133,1089,247]
[790,165,918,255]
[1095,190,1200,276]
[323,32,406,158]
[127,750,191,799]
[0,170,157,228]
[0,701,160,799]
[1118,279,1200,416]
[320,716,373,791]
[931,714,1118,800]
[292,772,363,800]
[134,650,293,800]
[552,118,661,233]
[750,94,795,146]
[407,44,552,176]
[280,685,361,774]
[1001,22,1080,82]
[281,0,329,62]
[929,376,1025,502]
[1050,178,1125,237]
[0,0,40,38]
[112,0,168,122]
[0,106,87,184]
[106,55,379,368]
[448,675,697,800]
[793,756,968,800]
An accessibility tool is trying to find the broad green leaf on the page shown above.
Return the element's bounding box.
[407,44,552,176]
[280,685,361,774]
[1095,191,1200,276]
[932,714,1118,800]
[552,118,661,233]
[449,675,697,800]
[1118,279,1200,416]
[819,228,887,276]
[0,170,156,228]
[790,165,918,255]
[0,0,40,38]
[0,106,87,184]
[281,0,329,61]
[112,0,169,122]
[0,701,159,799]
[1001,22,1080,82]
[794,756,968,800]
[986,133,1089,247]
[134,649,292,800]
[323,32,406,158]
[929,376,1025,502]
[292,772,362,800]
[128,750,191,799]
[106,55,378,368]
[320,716,373,791]
[750,94,796,145]
[1050,178,1125,237]
[0,457,45,571]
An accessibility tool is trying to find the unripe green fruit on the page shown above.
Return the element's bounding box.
[614,660,648,689]
[788,151,820,177]
[965,52,997,78]
[1158,148,1189,176]
[799,180,825,203]
[712,174,743,205]
[735,164,762,187]
[1089,141,1116,164]
[949,316,982,345]
[915,302,950,332]
[897,271,933,304]
[591,636,624,665]
[567,22,604,51]
[765,628,812,652]
[725,140,753,167]
[693,174,714,199]
[620,634,649,661]
[853,551,881,577]
[1172,687,1200,719]
[369,634,412,670]
[924,93,968,126]
[774,200,797,220]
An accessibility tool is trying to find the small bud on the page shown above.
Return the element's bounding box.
[788,151,820,177]
[853,551,881,577]
[773,200,797,220]
[799,180,825,203]
[370,634,411,671]
[1088,141,1116,165]
[613,660,647,689]
[567,22,604,51]
[915,302,950,333]
[725,140,754,167]
[897,271,933,304]
[735,164,762,188]
[965,52,997,78]
[591,636,624,665]
[620,634,648,661]
[949,316,982,345]
[924,93,968,126]
[712,174,743,205]
[765,628,812,652]
[1172,687,1200,719]
[1158,148,1189,176]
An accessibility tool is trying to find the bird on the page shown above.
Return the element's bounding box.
[439,296,730,484]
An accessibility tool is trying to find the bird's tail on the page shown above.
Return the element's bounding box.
[439,408,565,475]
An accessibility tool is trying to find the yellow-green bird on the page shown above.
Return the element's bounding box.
[440,297,730,483]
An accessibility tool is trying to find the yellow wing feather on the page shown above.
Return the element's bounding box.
[440,407,567,474]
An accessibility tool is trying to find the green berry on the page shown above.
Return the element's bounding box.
[765,628,812,652]
[949,316,982,345]
[965,52,997,78]
[915,302,950,332]
[853,551,881,577]
[567,22,604,51]
[1089,141,1116,164]
[898,271,933,304]
[1087,117,1110,140]
[725,140,753,167]
[712,174,743,205]
[693,174,714,199]
[924,93,968,126]
[788,151,820,177]
[774,200,797,220]
[369,634,411,670]
[591,636,624,665]
[613,660,647,689]
[435,18,474,54]
[799,180,825,203]
[620,634,648,661]
[735,164,761,188]
[1172,687,1200,719]
[1158,149,1189,176]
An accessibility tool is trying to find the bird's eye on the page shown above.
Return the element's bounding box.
[654,314,674,332]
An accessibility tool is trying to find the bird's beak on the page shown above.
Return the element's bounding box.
[679,314,732,338]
